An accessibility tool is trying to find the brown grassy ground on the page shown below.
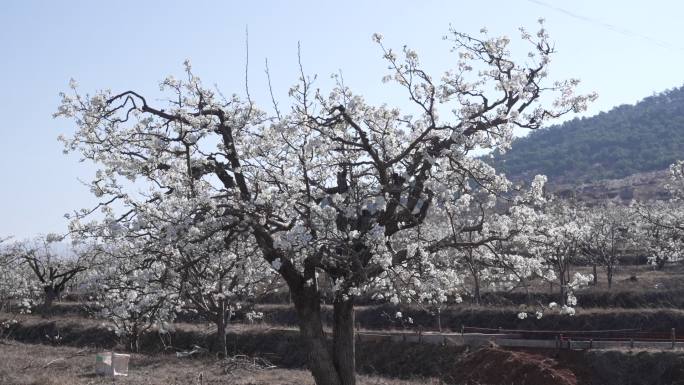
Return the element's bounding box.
[0,341,445,385]
[3,331,684,385]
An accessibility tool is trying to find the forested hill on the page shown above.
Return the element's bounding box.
[491,85,684,184]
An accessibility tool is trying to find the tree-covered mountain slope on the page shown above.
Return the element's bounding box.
[492,86,684,184]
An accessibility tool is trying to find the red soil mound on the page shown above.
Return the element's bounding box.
[449,347,577,385]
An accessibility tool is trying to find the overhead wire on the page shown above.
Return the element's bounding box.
[527,0,684,52]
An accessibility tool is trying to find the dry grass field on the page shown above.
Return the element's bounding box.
[0,342,445,385]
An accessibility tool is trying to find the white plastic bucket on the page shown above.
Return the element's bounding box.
[95,352,130,376]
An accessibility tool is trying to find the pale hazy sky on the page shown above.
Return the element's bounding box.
[2,0,684,238]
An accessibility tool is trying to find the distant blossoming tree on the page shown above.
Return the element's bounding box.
[65,151,275,354]
[0,237,34,313]
[633,161,684,268]
[83,244,178,352]
[527,199,594,306]
[9,235,94,314]
[578,202,635,288]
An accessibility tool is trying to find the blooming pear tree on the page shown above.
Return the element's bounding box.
[0,261,41,315]
[634,201,684,268]
[0,237,36,313]
[81,240,179,352]
[487,233,556,306]
[668,160,684,201]
[64,150,275,354]
[527,199,593,307]
[632,161,684,267]
[578,203,635,288]
[170,232,275,357]
[57,20,594,385]
[0,237,14,311]
[404,176,547,306]
[10,235,94,313]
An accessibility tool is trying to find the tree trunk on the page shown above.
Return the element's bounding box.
[559,269,567,306]
[436,307,442,332]
[592,264,598,286]
[293,288,343,385]
[333,298,356,385]
[44,286,59,307]
[42,286,60,317]
[472,273,481,305]
[606,266,613,289]
[216,316,228,358]
[522,278,531,305]
[130,324,140,352]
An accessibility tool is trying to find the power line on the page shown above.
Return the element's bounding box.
[527,0,684,52]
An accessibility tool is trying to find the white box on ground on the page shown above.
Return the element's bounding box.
[95,352,130,376]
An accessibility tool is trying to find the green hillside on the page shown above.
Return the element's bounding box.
[492,86,684,184]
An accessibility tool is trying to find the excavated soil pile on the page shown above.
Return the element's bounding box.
[448,347,578,385]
